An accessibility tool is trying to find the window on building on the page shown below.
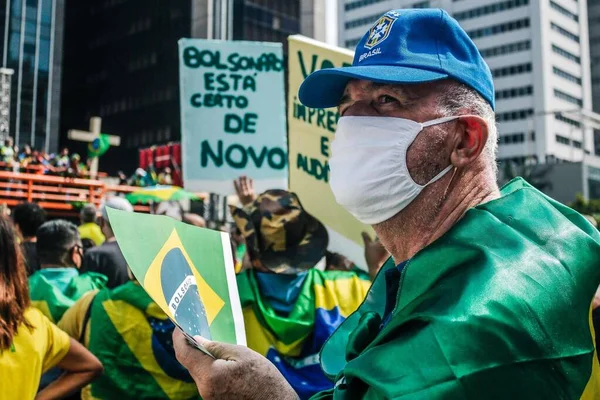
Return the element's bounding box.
[496,109,534,122]
[573,140,582,149]
[495,85,533,100]
[555,113,581,128]
[345,38,361,49]
[556,134,571,145]
[552,44,580,63]
[549,0,578,21]
[498,132,527,145]
[552,66,582,85]
[479,40,531,58]
[491,63,532,78]
[467,18,529,39]
[345,0,387,11]
[412,1,430,8]
[454,0,529,21]
[345,12,384,29]
[550,22,579,43]
[554,89,583,106]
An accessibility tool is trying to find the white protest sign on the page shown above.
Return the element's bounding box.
[179,39,288,195]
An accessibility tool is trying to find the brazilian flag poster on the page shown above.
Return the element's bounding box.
[107,208,246,353]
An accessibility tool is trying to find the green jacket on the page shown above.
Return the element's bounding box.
[313,179,600,399]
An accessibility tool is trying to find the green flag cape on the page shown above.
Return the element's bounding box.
[313,178,600,399]
[88,134,111,158]
[237,269,370,399]
[89,281,200,400]
[29,269,107,323]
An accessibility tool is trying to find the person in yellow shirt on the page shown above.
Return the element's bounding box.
[0,215,103,399]
[78,204,105,247]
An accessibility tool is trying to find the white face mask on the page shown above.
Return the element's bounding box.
[329,115,459,225]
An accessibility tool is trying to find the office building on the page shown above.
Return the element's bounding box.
[60,0,327,174]
[591,0,600,113]
[589,0,600,157]
[0,0,65,152]
[339,0,600,201]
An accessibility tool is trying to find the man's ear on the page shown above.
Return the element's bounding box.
[450,115,489,167]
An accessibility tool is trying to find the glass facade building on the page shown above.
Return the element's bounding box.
[0,0,64,151]
[60,0,301,174]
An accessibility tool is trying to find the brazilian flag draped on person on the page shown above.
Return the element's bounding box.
[29,269,107,322]
[86,281,200,400]
[88,134,111,158]
[312,178,600,399]
[237,268,370,400]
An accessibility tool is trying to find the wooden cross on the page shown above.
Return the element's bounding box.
[67,117,121,179]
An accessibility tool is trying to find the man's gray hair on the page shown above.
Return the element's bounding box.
[100,196,134,221]
[80,204,98,224]
[436,80,498,173]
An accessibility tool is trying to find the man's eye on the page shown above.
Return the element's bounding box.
[377,95,397,104]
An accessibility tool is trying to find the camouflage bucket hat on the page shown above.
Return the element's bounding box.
[230,189,328,274]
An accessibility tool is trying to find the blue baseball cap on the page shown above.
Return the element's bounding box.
[298,9,495,110]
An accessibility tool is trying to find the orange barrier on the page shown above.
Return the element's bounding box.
[0,162,107,178]
[0,171,150,215]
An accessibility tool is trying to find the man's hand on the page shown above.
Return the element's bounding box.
[234,176,257,206]
[173,329,298,400]
[362,232,389,280]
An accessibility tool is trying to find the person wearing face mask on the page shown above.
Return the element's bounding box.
[29,220,108,324]
[230,186,371,399]
[170,9,600,399]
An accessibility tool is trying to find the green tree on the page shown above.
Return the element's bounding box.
[569,194,600,227]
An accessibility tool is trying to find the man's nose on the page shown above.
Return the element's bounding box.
[343,100,379,117]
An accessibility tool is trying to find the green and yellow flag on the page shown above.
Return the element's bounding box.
[29,269,107,323]
[314,178,600,399]
[107,208,246,347]
[88,134,111,158]
[88,281,200,399]
[238,268,370,399]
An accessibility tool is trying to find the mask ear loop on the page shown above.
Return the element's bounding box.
[442,166,459,201]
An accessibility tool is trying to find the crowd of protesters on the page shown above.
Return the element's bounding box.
[1,136,173,186]
[0,138,86,177]
[0,175,381,399]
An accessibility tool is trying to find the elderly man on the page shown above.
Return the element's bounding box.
[172,9,600,399]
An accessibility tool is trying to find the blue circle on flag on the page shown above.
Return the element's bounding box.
[160,247,211,339]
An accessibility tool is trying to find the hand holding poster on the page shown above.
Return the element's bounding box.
[287,35,374,270]
[107,208,246,354]
[179,39,288,195]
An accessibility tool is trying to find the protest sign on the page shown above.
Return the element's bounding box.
[288,35,374,270]
[107,208,246,352]
[179,39,288,195]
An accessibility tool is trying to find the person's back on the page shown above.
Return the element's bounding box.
[82,197,134,288]
[0,139,14,163]
[12,202,46,275]
[30,219,107,322]
[237,268,370,398]
[78,204,105,246]
[0,215,103,399]
[230,188,371,399]
[59,281,201,399]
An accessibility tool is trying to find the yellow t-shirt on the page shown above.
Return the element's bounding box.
[58,291,97,400]
[0,307,71,400]
[78,223,106,247]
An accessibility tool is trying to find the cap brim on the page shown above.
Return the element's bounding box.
[298,65,449,109]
